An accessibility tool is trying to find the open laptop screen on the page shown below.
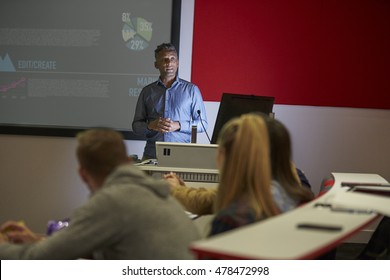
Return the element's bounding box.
[211,93,275,144]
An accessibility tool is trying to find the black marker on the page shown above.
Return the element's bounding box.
[297,223,342,232]
[341,182,389,187]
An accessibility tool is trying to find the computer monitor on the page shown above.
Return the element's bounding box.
[210,93,275,144]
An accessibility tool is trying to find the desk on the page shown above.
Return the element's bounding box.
[190,172,389,259]
[138,165,219,188]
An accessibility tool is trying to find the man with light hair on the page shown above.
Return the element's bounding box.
[0,128,199,259]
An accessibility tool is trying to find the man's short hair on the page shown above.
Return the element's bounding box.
[76,128,128,179]
[154,43,177,58]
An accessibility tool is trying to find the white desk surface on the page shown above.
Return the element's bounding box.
[190,172,389,259]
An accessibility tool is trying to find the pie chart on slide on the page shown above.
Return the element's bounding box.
[122,17,153,51]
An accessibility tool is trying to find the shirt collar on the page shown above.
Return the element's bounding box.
[157,75,180,88]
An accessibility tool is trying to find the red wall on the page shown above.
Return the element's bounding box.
[191,0,390,109]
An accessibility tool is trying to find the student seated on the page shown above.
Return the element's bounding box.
[164,114,313,218]
[165,114,313,237]
[0,128,199,259]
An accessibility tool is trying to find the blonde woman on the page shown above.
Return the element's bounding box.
[165,114,313,221]
[209,114,279,235]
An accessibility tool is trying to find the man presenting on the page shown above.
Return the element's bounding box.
[132,43,208,160]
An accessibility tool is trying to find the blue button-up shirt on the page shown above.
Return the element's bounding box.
[132,76,208,159]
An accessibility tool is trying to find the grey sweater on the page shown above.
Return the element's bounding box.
[0,165,200,259]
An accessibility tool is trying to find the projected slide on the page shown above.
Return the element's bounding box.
[0,0,174,133]
[122,15,153,51]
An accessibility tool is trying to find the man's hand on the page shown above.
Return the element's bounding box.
[0,221,42,244]
[0,232,9,244]
[148,117,180,133]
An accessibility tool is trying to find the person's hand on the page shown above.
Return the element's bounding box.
[0,221,42,244]
[0,232,9,244]
[148,117,180,133]
[163,172,186,190]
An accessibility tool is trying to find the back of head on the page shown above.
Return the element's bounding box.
[76,128,128,181]
[216,113,278,218]
[264,116,293,181]
[261,115,313,203]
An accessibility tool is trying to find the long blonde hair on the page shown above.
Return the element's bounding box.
[215,114,279,219]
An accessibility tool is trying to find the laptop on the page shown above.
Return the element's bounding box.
[155,141,218,170]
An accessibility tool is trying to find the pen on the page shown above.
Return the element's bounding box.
[297,223,342,232]
[341,182,390,187]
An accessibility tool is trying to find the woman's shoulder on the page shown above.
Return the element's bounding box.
[210,200,260,235]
